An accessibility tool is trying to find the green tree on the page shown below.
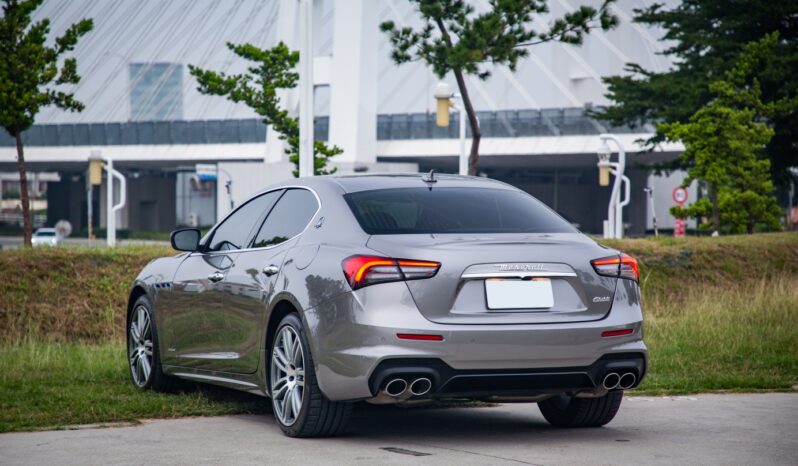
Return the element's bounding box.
[189,42,339,177]
[595,0,798,185]
[662,104,779,234]
[0,0,93,247]
[381,0,617,175]
[662,33,786,234]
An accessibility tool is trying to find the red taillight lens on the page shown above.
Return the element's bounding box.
[342,255,440,290]
[591,253,639,282]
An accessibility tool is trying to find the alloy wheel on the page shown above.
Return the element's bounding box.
[270,325,305,426]
[128,305,154,387]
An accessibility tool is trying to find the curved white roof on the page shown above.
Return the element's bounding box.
[33,0,675,124]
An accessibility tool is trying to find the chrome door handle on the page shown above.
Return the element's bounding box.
[207,271,224,283]
[262,265,279,276]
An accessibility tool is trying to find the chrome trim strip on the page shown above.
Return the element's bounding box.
[177,352,239,360]
[461,271,577,279]
[172,372,258,388]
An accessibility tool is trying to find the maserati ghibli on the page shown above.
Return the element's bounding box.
[127,173,647,437]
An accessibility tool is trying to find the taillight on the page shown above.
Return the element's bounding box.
[342,255,440,290]
[591,253,639,282]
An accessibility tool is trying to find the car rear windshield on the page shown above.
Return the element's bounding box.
[344,187,577,235]
[35,231,56,237]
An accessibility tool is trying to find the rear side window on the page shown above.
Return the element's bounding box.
[207,190,282,251]
[345,187,576,235]
[252,189,319,248]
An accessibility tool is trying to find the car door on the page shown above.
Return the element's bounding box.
[162,190,282,370]
[212,188,320,373]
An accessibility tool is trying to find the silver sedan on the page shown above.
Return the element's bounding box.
[127,174,647,437]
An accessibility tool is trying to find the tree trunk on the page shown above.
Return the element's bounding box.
[434,18,481,176]
[14,132,32,247]
[452,68,481,176]
[710,183,719,234]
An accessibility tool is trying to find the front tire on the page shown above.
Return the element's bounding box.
[538,391,623,427]
[127,295,173,392]
[269,313,351,437]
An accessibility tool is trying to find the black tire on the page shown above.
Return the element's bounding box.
[269,313,352,438]
[127,295,174,392]
[538,391,623,427]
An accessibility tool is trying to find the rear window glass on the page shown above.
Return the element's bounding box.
[344,187,576,234]
[35,231,56,237]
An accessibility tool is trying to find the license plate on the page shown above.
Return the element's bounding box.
[485,278,553,310]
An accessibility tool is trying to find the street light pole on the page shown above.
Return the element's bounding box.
[104,158,126,247]
[644,186,658,237]
[597,133,628,239]
[298,0,314,177]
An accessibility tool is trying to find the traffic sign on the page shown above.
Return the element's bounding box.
[672,187,688,205]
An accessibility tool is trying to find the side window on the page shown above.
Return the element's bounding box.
[207,190,282,252]
[252,189,318,248]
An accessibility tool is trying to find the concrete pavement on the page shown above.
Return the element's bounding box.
[1,393,796,465]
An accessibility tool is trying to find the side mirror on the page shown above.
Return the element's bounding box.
[170,228,200,252]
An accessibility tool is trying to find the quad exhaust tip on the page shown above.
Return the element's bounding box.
[602,372,637,390]
[384,378,408,397]
[618,372,637,390]
[409,377,432,396]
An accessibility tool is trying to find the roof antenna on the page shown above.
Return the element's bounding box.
[422,169,437,184]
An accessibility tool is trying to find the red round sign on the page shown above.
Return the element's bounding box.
[672,187,688,205]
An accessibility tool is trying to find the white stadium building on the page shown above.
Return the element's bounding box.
[0,0,691,236]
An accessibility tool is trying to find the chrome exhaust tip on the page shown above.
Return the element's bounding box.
[384,378,408,397]
[618,372,637,390]
[602,372,621,390]
[409,377,432,396]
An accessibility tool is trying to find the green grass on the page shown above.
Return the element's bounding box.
[0,233,796,431]
[0,341,268,433]
[637,276,798,394]
[601,232,798,395]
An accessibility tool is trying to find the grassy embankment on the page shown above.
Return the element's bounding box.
[1,234,797,432]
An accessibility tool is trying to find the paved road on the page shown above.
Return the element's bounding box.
[1,394,796,465]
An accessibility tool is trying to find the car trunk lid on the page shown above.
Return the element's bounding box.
[366,233,618,324]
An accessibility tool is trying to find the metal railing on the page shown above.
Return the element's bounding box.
[0,108,648,147]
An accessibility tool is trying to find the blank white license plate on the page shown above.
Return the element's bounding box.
[485,278,554,310]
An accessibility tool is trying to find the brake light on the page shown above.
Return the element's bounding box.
[342,255,440,290]
[591,253,639,282]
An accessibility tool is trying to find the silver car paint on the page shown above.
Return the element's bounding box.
[129,174,647,401]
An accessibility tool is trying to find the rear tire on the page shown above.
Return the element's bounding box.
[127,295,174,392]
[538,391,623,427]
[269,313,351,437]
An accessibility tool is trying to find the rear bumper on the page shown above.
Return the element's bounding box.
[303,281,647,402]
[368,352,646,398]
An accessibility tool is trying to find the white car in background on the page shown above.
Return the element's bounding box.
[31,228,62,247]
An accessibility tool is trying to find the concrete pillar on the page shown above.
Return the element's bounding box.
[266,0,300,164]
[328,0,377,164]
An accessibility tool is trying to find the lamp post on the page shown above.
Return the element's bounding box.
[103,157,126,247]
[87,150,103,242]
[297,0,314,177]
[596,133,629,239]
[434,82,467,176]
[644,186,658,237]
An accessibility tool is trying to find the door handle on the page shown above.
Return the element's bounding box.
[207,271,224,283]
[262,265,280,276]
